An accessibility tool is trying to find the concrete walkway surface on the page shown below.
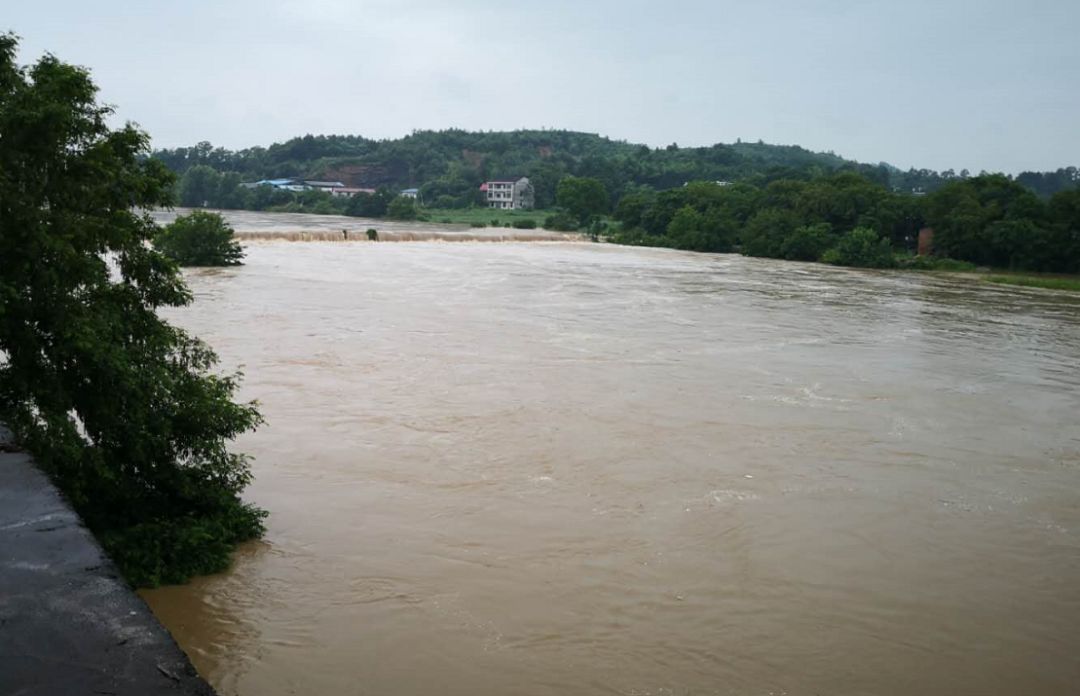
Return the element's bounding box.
[0,427,217,696]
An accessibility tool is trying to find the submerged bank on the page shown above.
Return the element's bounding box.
[984,273,1080,292]
[151,208,583,243]
[0,427,216,696]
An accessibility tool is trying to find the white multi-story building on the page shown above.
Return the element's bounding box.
[480,177,535,210]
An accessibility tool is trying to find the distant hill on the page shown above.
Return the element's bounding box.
[151,130,1078,208]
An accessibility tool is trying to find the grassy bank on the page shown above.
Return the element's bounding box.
[423,207,557,227]
[983,273,1080,292]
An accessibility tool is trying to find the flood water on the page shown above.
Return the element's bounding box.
[150,209,576,242]
[142,241,1080,696]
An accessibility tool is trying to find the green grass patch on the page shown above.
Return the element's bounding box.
[984,274,1080,291]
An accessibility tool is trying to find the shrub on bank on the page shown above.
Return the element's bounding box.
[512,219,537,229]
[896,255,977,271]
[544,212,580,232]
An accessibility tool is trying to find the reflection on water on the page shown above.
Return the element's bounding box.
[143,242,1080,696]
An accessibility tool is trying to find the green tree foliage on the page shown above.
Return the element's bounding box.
[346,188,396,218]
[1048,189,1080,270]
[249,183,294,211]
[154,211,245,266]
[543,212,580,232]
[178,164,222,207]
[613,190,655,229]
[926,175,1074,271]
[661,205,737,252]
[780,223,835,261]
[385,196,419,220]
[611,170,1080,273]
[1015,167,1080,199]
[820,228,896,268]
[526,161,566,208]
[153,129,1075,214]
[556,176,609,224]
[740,209,801,258]
[0,35,264,587]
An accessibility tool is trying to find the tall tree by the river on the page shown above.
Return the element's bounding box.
[0,33,265,587]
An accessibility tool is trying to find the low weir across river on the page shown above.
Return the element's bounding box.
[143,239,1080,696]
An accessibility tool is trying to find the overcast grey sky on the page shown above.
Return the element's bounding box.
[8,0,1079,173]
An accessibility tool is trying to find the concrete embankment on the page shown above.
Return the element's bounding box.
[0,427,216,696]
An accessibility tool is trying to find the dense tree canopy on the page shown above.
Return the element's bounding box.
[154,210,245,266]
[0,34,264,587]
[611,172,1080,273]
[152,130,1078,216]
[925,175,1079,272]
[385,195,419,220]
[556,176,609,224]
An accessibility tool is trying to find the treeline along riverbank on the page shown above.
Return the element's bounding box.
[609,173,1080,274]
[154,130,1080,209]
[154,132,1079,276]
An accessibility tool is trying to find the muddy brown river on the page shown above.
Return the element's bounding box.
[142,240,1080,696]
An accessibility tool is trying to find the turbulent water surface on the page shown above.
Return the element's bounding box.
[150,208,577,242]
[143,241,1080,696]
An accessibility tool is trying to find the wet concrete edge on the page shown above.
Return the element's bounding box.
[0,425,218,696]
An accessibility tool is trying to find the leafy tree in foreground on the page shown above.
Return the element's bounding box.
[0,34,264,587]
[154,210,245,266]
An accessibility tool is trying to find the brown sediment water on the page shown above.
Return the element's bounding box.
[142,240,1080,696]
[232,230,575,242]
[149,208,581,242]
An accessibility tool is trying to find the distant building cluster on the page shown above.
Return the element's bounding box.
[479,177,534,209]
[241,178,416,199]
[243,176,537,208]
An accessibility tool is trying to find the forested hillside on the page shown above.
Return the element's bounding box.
[152,130,1080,210]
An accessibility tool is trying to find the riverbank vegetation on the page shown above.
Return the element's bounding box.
[609,174,1080,275]
[984,274,1080,292]
[153,131,1080,207]
[0,35,264,587]
[154,211,245,266]
[153,132,1078,277]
